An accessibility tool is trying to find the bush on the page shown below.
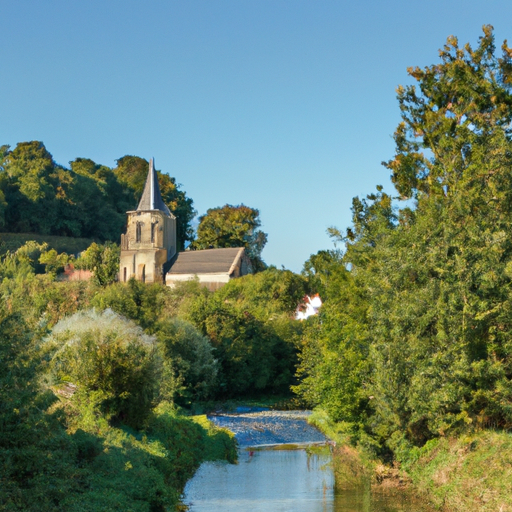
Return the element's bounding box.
[44,309,162,428]
[156,318,218,403]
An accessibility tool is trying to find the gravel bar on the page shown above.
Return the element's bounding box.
[207,410,329,448]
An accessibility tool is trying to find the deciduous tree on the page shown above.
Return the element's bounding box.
[192,204,267,270]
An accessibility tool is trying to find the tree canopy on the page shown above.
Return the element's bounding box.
[0,143,195,249]
[295,26,512,456]
[191,204,267,270]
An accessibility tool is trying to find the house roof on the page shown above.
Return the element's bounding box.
[137,158,172,216]
[167,247,245,275]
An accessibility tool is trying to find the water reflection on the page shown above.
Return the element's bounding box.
[184,448,333,512]
[183,447,432,512]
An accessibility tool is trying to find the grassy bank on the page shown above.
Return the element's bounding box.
[402,431,512,512]
[64,401,238,511]
[308,410,512,511]
[3,397,237,512]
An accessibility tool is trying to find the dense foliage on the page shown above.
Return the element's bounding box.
[92,268,305,400]
[295,27,512,458]
[0,142,195,249]
[0,247,240,510]
[0,299,236,511]
[191,203,268,270]
[185,268,307,397]
[44,309,162,428]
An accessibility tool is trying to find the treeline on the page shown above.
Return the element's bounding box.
[0,142,195,249]
[295,27,512,461]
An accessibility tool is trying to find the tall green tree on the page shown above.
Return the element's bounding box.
[76,242,120,286]
[384,24,512,201]
[69,158,129,239]
[295,27,512,454]
[192,204,267,270]
[370,26,512,447]
[3,141,59,234]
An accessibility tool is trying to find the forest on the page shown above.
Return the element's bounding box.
[2,26,512,511]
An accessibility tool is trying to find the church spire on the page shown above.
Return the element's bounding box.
[137,158,171,216]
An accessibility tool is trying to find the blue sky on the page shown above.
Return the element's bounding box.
[2,1,512,271]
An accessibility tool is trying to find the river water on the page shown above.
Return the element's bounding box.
[183,410,433,512]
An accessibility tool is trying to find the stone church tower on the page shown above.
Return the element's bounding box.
[119,159,177,283]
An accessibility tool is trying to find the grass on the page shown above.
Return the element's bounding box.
[403,430,512,512]
[49,399,238,511]
[191,414,238,463]
[0,233,96,255]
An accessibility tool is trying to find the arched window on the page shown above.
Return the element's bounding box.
[123,267,127,282]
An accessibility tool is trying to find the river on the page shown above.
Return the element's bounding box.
[183,410,434,512]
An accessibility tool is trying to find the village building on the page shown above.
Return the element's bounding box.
[119,159,252,288]
[165,246,252,291]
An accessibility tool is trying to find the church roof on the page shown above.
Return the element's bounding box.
[167,247,245,275]
[137,158,172,216]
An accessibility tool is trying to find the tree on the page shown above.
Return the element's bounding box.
[76,242,120,286]
[0,146,8,227]
[0,309,83,510]
[39,248,71,276]
[185,268,304,398]
[68,158,129,239]
[384,25,512,201]
[3,141,59,234]
[192,204,267,270]
[294,28,512,454]
[155,318,218,403]
[302,248,344,298]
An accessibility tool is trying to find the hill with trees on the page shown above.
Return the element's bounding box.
[0,142,195,250]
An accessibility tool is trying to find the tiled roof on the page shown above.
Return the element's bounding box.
[167,247,245,275]
[137,158,172,216]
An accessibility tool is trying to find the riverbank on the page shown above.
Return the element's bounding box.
[187,408,438,511]
[403,430,512,512]
[308,409,512,512]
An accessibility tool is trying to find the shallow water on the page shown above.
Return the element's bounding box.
[183,447,432,512]
[183,411,433,512]
[184,448,334,512]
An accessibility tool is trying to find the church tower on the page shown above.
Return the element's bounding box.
[119,159,177,283]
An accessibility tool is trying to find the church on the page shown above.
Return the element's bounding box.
[119,159,253,290]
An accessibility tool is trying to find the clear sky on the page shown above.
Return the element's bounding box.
[2,1,512,271]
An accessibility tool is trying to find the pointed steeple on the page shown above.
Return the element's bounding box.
[137,158,171,216]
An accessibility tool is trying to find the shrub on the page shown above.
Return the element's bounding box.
[156,318,218,403]
[44,309,162,428]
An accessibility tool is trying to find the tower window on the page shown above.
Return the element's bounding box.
[136,222,142,243]
[151,222,155,243]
